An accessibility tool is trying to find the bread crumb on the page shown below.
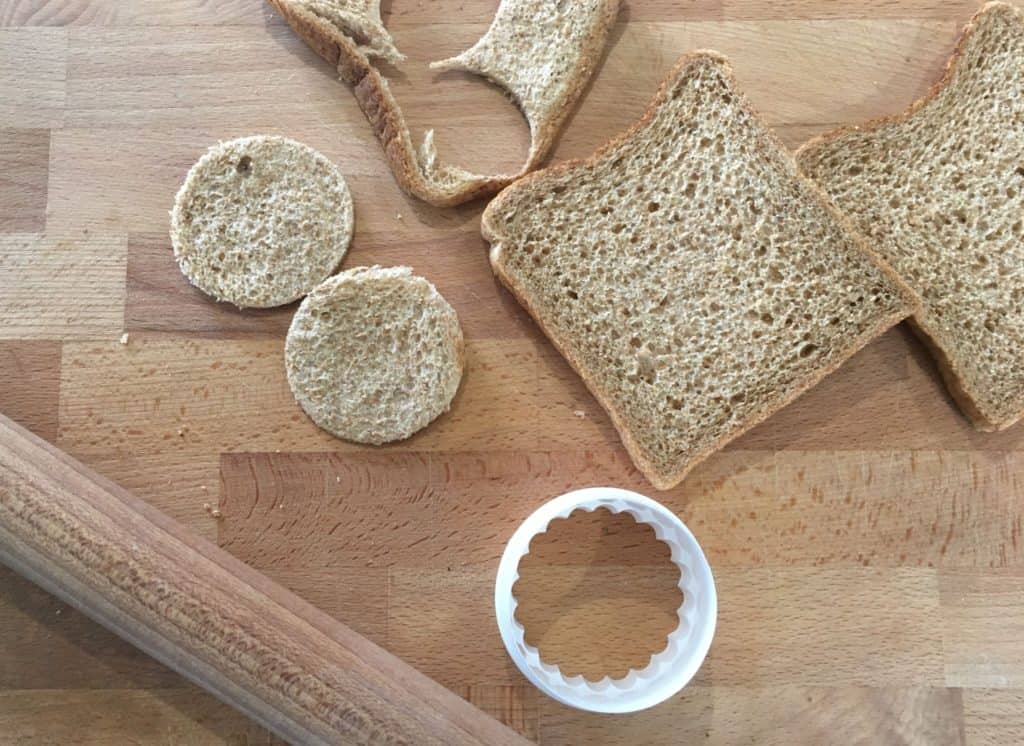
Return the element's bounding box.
[177,427,186,437]
[200,484,208,492]
[210,509,223,519]
[202,502,211,512]
[574,410,586,419]
[396,212,403,220]
[336,475,341,483]
[119,332,129,345]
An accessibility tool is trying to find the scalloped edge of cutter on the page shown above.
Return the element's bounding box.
[494,487,717,714]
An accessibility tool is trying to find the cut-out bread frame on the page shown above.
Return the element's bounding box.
[797,1,1024,431]
[268,0,619,207]
[483,52,918,490]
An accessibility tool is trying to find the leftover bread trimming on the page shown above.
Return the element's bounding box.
[267,0,619,206]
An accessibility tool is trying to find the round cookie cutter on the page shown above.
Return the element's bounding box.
[494,487,716,713]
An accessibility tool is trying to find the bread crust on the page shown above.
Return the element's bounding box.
[268,0,618,207]
[484,52,918,490]
[430,0,621,177]
[795,1,1023,431]
[904,319,998,431]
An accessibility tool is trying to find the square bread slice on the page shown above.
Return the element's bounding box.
[797,2,1024,431]
[482,52,917,490]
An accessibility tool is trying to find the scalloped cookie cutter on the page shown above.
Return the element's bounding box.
[494,487,716,713]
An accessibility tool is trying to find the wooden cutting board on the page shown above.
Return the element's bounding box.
[2,1,1023,743]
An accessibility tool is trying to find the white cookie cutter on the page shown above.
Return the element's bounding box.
[494,487,716,713]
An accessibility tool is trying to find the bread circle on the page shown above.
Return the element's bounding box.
[285,266,464,444]
[171,135,353,308]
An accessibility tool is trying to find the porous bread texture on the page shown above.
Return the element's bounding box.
[297,0,402,64]
[171,135,353,309]
[285,266,465,445]
[268,0,618,206]
[797,2,1024,431]
[430,0,619,171]
[484,52,916,490]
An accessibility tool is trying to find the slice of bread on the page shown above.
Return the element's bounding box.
[285,266,464,444]
[171,136,353,309]
[483,53,917,490]
[268,0,618,206]
[797,2,1024,431]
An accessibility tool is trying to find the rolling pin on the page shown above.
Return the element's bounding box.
[0,414,528,745]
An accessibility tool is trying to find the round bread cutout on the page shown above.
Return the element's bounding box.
[171,135,354,308]
[285,266,465,444]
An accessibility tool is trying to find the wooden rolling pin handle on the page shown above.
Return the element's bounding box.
[0,414,528,746]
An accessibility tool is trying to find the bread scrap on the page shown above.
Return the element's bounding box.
[171,135,353,309]
[797,2,1024,431]
[268,0,618,207]
[285,266,464,444]
[297,0,402,64]
[483,53,917,490]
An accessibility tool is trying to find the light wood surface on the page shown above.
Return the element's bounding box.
[0,414,526,745]
[1,0,1023,743]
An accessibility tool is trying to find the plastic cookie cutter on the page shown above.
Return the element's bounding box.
[494,487,716,713]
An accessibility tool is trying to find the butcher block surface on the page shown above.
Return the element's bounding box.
[2,1,1024,743]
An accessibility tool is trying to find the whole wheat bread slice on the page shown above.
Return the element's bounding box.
[797,2,1024,431]
[483,53,917,490]
[268,0,618,206]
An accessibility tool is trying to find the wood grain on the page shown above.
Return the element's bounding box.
[4,0,1024,742]
[0,129,49,232]
[0,688,284,745]
[0,566,184,690]
[0,28,66,127]
[0,233,126,340]
[125,233,297,339]
[0,1,267,27]
[455,686,539,744]
[0,0,980,27]
[57,336,617,457]
[0,414,526,744]
[940,570,1024,687]
[963,689,1024,746]
[0,340,60,441]
[539,686,965,745]
[513,509,684,681]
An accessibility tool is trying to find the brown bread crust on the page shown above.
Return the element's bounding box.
[268,0,618,207]
[795,2,1023,430]
[484,52,918,490]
